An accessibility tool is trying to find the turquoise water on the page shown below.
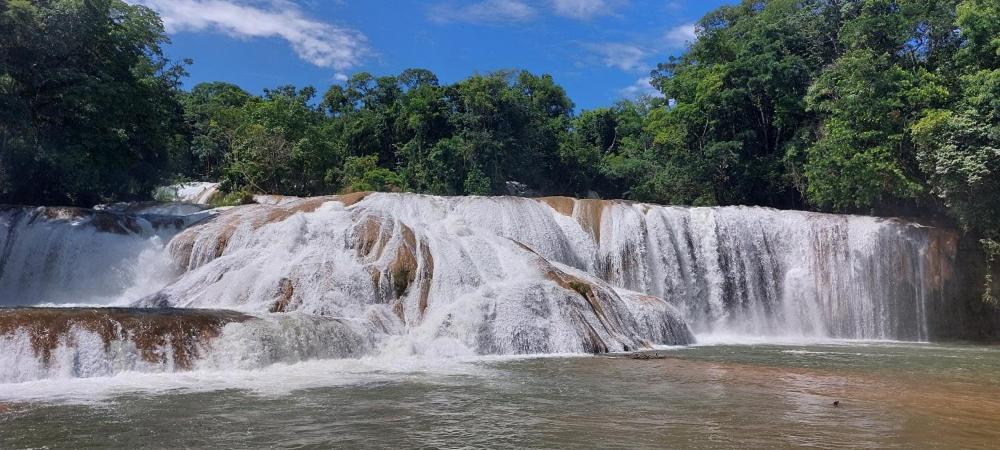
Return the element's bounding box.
[2,342,999,448]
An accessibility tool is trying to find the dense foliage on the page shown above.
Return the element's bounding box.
[2,1,999,277]
[0,0,186,205]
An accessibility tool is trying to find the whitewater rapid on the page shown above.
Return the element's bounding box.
[0,192,958,383]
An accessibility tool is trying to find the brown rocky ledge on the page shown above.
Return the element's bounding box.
[350,213,434,322]
[169,192,373,271]
[537,197,629,243]
[0,308,254,369]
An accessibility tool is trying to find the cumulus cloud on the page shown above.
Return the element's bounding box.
[551,0,609,19]
[664,23,697,49]
[620,76,663,98]
[428,0,537,24]
[429,0,623,23]
[583,42,647,72]
[583,24,695,100]
[583,23,696,75]
[129,0,369,71]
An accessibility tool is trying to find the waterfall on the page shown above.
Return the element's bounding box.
[587,203,953,341]
[0,205,211,306]
[0,193,958,381]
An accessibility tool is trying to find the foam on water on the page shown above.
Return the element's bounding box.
[0,353,496,405]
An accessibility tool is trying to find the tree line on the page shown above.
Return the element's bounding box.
[2,0,999,276]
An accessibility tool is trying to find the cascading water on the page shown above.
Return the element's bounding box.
[0,192,957,382]
[582,202,955,341]
[0,205,211,306]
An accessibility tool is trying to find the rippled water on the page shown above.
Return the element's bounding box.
[2,342,999,448]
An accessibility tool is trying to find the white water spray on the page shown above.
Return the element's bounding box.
[0,193,957,382]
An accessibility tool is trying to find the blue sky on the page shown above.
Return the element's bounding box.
[132,0,732,110]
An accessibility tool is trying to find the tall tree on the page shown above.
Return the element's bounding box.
[0,0,187,205]
[804,0,959,213]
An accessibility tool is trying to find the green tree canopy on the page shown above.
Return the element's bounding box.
[0,0,187,205]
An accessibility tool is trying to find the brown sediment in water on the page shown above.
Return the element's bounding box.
[617,352,1000,444]
[0,308,253,369]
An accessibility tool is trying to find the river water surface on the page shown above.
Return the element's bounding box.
[2,341,998,448]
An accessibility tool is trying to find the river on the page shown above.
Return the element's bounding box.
[2,342,998,448]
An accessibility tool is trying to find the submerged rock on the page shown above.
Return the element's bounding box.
[625,352,671,360]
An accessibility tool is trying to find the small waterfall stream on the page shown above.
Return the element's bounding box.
[0,193,958,381]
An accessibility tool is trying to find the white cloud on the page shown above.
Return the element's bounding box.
[620,76,663,98]
[429,0,622,23]
[581,23,697,98]
[664,23,697,49]
[551,0,608,19]
[428,0,537,24]
[583,42,647,72]
[130,0,369,71]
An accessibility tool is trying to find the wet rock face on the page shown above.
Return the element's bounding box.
[523,242,694,352]
[927,233,1000,341]
[349,213,434,323]
[2,204,203,236]
[1,205,143,236]
[147,194,695,354]
[166,195,353,273]
[0,308,253,370]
